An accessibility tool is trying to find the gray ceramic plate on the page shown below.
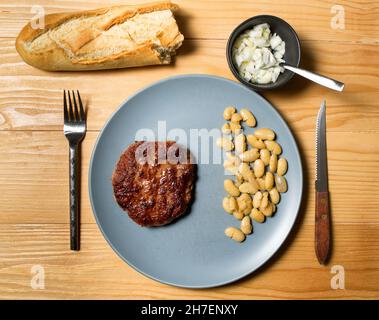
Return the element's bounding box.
[89,74,303,288]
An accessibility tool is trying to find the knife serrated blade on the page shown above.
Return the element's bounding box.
[315,99,330,265]
[315,100,328,192]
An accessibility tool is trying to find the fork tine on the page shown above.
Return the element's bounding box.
[63,90,69,123]
[77,90,85,122]
[72,90,80,121]
[68,90,74,121]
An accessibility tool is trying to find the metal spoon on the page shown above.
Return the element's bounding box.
[282,64,345,92]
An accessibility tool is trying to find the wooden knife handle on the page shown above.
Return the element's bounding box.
[315,191,330,264]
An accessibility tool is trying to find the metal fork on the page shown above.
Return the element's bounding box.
[63,90,86,251]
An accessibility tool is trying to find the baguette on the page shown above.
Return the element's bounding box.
[16,1,184,71]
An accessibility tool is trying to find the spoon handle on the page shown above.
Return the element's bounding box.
[283,64,345,92]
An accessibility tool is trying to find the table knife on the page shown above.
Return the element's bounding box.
[315,99,330,264]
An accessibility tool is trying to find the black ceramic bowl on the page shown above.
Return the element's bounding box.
[226,15,301,91]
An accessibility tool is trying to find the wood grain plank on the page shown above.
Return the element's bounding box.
[1,39,379,132]
[0,223,378,299]
[1,0,378,43]
[0,130,378,225]
[1,0,379,300]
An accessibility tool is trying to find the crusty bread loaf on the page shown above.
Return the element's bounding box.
[16,1,183,71]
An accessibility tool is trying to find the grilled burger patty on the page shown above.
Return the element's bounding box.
[112,141,196,226]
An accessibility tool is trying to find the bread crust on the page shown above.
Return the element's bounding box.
[16,1,183,71]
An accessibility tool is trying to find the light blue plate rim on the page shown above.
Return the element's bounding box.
[88,74,303,289]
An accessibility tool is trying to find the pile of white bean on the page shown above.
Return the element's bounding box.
[217,106,288,243]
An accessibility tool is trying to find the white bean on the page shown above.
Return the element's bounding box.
[269,187,280,204]
[240,108,256,127]
[257,177,266,190]
[238,163,254,181]
[250,208,265,223]
[260,192,269,209]
[225,166,238,176]
[223,159,234,168]
[277,158,288,176]
[261,202,274,217]
[239,149,259,162]
[239,163,260,191]
[240,216,253,235]
[225,227,246,242]
[269,153,278,173]
[217,137,234,151]
[231,113,243,123]
[275,175,288,193]
[223,106,236,120]
[260,148,270,166]
[235,133,246,154]
[254,128,275,140]
[265,172,274,190]
[221,123,231,134]
[253,159,265,178]
[247,135,265,149]
[253,191,263,208]
[264,140,282,155]
[235,173,244,186]
[233,211,244,220]
[224,179,240,197]
[222,197,232,214]
[229,196,238,211]
[226,154,239,168]
[230,122,242,133]
[239,182,257,194]
[237,193,252,214]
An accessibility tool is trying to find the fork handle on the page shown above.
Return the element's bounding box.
[69,144,80,251]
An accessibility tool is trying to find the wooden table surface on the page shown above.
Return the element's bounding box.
[1,0,379,299]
